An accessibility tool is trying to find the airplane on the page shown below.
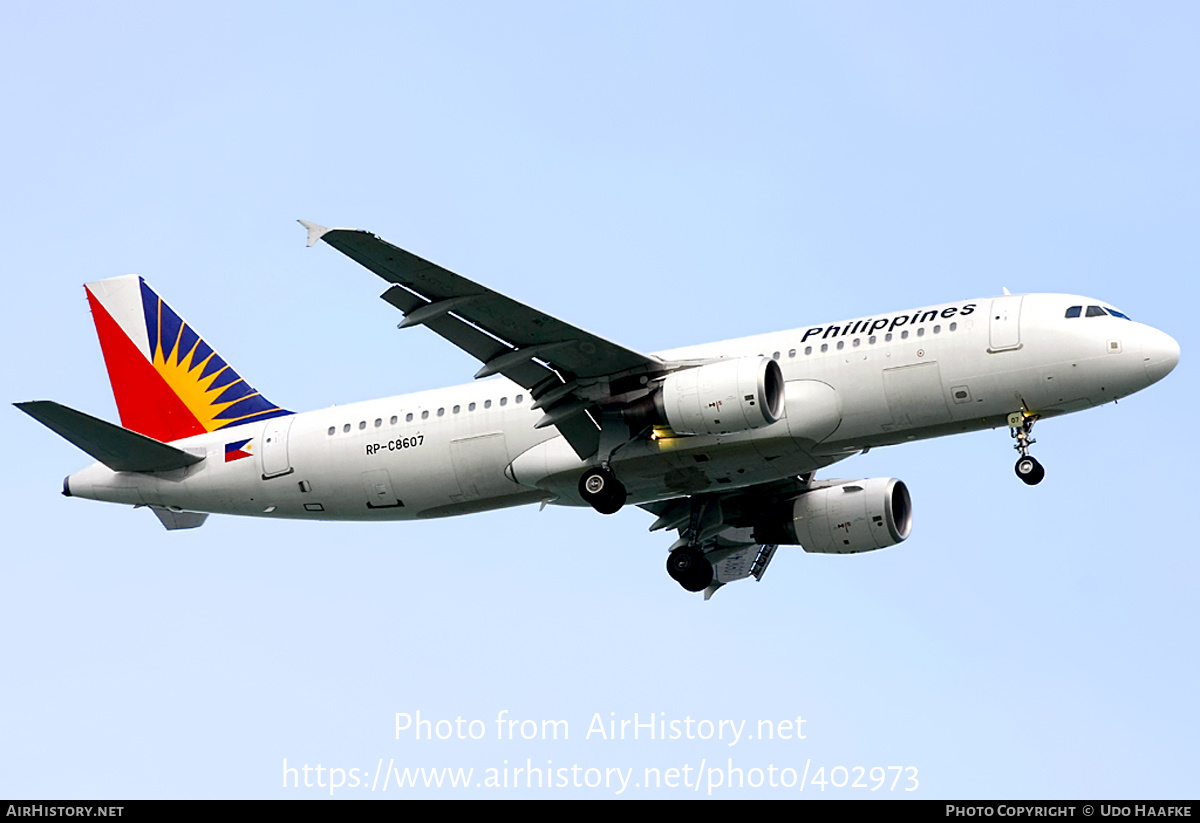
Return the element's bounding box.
[16,221,1181,597]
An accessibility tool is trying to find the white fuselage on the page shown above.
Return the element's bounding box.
[65,293,1179,520]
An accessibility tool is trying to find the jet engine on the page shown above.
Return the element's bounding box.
[627,356,785,436]
[753,478,912,554]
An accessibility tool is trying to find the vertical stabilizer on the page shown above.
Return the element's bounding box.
[85,276,290,442]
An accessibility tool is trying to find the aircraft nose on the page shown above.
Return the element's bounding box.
[1143,327,1180,386]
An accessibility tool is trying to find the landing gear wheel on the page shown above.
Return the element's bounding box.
[578,466,627,514]
[666,547,714,593]
[1008,410,1045,486]
[1015,455,1045,485]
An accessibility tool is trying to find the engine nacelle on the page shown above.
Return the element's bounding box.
[753,478,912,554]
[658,357,785,435]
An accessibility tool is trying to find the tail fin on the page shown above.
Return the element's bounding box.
[85,276,290,442]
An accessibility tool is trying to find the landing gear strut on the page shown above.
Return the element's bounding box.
[1008,411,1045,485]
[664,495,717,592]
[666,546,714,593]
[579,465,627,514]
[578,412,636,515]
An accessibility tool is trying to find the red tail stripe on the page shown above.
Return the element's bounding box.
[87,286,206,442]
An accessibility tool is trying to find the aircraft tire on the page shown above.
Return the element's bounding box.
[579,467,627,514]
[1015,455,1045,485]
[666,547,714,593]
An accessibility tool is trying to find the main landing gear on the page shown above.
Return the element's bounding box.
[666,546,714,593]
[579,464,627,514]
[665,495,716,593]
[578,412,635,515]
[1008,411,1045,486]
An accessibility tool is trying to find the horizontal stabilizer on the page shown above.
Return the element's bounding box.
[15,401,205,473]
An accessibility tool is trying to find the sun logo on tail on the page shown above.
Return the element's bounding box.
[142,281,287,432]
[85,275,291,443]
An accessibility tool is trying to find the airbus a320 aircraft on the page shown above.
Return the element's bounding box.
[18,222,1180,597]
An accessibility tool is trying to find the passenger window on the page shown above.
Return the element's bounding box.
[406,413,414,423]
[820,344,828,353]
[358,421,366,430]
[421,410,429,420]
[516,394,524,404]
[390,415,397,425]
[836,341,844,350]
[374,418,382,427]
[327,426,335,436]
[453,405,460,414]
[343,423,351,433]
[469,402,476,412]
[804,346,812,355]
[1065,306,1082,318]
[437,408,445,417]
[484,399,492,409]
[500,397,508,406]
[788,349,796,358]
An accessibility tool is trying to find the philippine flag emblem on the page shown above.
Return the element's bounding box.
[225,438,253,463]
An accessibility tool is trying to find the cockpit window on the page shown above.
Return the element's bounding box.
[1067,304,1132,320]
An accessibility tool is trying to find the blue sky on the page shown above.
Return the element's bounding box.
[2,2,1197,798]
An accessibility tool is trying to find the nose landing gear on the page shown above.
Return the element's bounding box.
[1008,411,1045,485]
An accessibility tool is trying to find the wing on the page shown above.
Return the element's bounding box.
[641,476,809,599]
[301,221,669,459]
